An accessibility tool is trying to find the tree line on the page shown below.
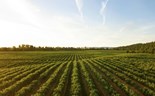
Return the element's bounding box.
[0,44,110,51]
[1,41,154,53]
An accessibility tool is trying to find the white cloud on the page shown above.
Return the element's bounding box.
[75,0,83,20]
[119,22,135,33]
[100,0,109,25]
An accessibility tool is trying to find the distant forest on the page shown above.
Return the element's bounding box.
[115,41,155,54]
[0,44,110,51]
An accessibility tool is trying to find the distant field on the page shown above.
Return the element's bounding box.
[0,50,155,96]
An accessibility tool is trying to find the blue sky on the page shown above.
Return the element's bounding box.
[0,0,155,47]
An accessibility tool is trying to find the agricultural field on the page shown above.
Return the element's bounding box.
[0,50,155,96]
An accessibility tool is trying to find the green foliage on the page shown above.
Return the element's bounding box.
[116,41,155,54]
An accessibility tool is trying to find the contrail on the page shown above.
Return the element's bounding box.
[100,0,109,25]
[75,0,83,20]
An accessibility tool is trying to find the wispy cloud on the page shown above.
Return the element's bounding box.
[75,0,83,20]
[119,22,135,33]
[100,0,109,25]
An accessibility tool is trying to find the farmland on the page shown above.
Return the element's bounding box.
[0,50,155,96]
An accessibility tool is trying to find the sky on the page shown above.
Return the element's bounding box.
[0,0,155,47]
